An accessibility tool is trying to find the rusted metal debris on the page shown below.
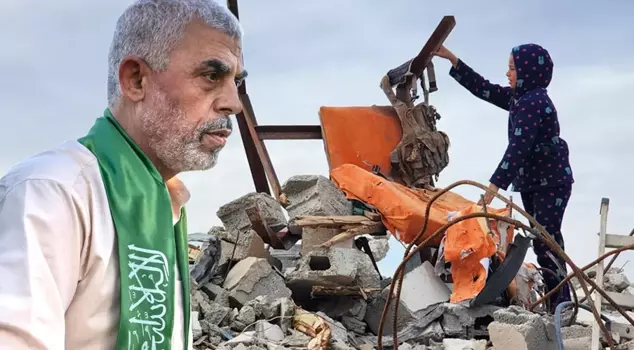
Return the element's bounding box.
[381,16,455,189]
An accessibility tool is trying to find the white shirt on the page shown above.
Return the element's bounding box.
[0,140,192,350]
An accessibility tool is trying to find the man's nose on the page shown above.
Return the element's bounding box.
[215,82,243,116]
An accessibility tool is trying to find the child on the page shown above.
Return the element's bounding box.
[434,44,574,310]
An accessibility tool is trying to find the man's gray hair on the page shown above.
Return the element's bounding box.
[107,0,242,107]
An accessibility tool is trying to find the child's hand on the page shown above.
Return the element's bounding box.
[478,183,499,206]
[434,45,458,67]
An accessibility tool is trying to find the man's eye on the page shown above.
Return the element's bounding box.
[206,72,219,81]
[235,79,243,87]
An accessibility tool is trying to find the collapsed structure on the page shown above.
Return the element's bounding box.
[186,5,634,350]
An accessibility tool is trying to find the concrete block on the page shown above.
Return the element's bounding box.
[281,175,352,219]
[397,261,450,313]
[488,317,557,350]
[211,227,278,274]
[364,286,415,336]
[286,248,358,292]
[562,336,591,350]
[217,192,287,233]
[301,227,353,255]
[270,243,302,270]
[223,257,291,307]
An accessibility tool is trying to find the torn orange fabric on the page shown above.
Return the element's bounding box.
[443,204,513,303]
[330,163,474,246]
[319,106,402,178]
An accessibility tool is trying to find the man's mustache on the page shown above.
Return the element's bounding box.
[199,116,233,135]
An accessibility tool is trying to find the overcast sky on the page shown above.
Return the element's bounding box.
[1,0,633,278]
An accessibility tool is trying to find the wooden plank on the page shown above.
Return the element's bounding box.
[592,197,610,350]
[605,234,634,248]
[293,215,377,227]
[255,125,323,140]
[311,285,381,298]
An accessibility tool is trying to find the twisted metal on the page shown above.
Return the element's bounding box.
[377,180,624,350]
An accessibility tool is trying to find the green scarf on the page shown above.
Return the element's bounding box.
[78,109,191,350]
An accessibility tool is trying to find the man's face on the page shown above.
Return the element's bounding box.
[139,19,245,174]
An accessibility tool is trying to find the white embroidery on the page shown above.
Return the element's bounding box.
[126,244,171,349]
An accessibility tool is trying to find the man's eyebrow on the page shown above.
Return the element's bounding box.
[197,59,247,81]
[198,59,231,75]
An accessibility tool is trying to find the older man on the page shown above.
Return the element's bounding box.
[0,1,244,349]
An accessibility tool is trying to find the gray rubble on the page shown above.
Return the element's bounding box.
[281,175,352,219]
[190,176,634,350]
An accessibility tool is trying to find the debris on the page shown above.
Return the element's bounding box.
[281,175,352,218]
[301,227,354,255]
[223,257,292,307]
[293,309,332,350]
[395,260,450,313]
[488,306,557,350]
[217,192,287,233]
[368,237,390,262]
[311,286,382,298]
[379,73,449,189]
[190,234,223,286]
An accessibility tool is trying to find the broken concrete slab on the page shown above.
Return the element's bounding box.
[368,236,390,262]
[231,304,256,332]
[397,260,450,313]
[199,300,232,327]
[439,302,500,339]
[351,248,382,290]
[342,316,367,335]
[223,257,292,307]
[281,175,352,219]
[201,282,231,308]
[217,192,287,233]
[364,286,415,337]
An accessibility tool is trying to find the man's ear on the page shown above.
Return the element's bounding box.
[118,56,152,103]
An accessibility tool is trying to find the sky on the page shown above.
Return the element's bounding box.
[1,0,633,279]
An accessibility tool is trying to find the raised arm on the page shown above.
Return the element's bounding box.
[434,46,513,111]
[489,98,540,190]
[0,179,83,349]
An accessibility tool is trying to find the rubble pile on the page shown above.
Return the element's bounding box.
[188,175,634,350]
